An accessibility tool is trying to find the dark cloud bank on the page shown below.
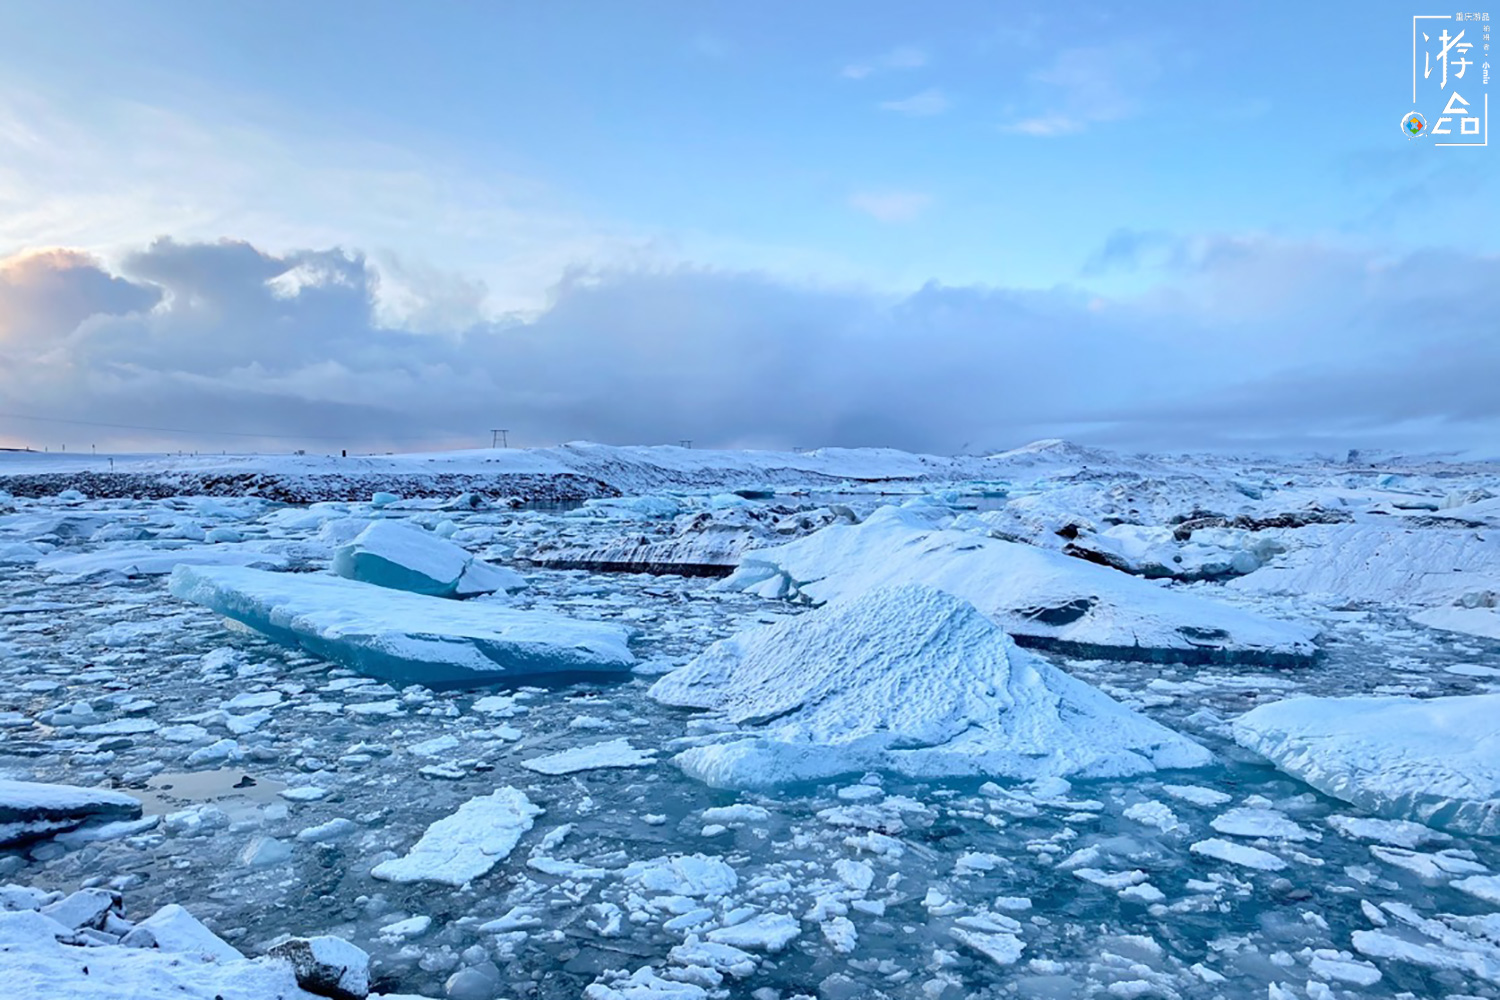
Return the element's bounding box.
[1,235,1495,456]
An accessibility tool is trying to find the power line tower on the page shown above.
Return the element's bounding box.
[679,439,692,449]
[491,429,509,448]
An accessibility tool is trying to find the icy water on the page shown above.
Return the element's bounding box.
[1,498,1498,999]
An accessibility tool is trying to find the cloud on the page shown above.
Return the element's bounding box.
[842,46,927,80]
[847,191,934,223]
[878,88,951,116]
[1004,40,1160,137]
[1,234,1496,457]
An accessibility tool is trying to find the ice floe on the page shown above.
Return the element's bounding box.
[170,565,635,686]
[1233,694,1500,837]
[370,787,542,886]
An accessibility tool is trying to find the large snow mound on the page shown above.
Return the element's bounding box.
[719,505,1318,665]
[650,584,1213,789]
[169,565,635,687]
[331,519,526,597]
[1232,694,1500,837]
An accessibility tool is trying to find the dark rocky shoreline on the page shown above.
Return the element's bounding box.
[0,470,621,504]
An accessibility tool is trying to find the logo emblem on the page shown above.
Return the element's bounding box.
[1401,110,1428,138]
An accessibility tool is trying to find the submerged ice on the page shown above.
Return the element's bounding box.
[651,583,1213,788]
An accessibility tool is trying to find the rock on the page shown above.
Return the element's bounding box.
[267,935,371,1000]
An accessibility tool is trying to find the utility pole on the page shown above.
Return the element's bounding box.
[679,439,692,449]
[491,429,509,448]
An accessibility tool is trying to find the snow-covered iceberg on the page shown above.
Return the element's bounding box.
[331,519,526,597]
[169,565,635,687]
[1232,694,1500,837]
[0,779,143,847]
[650,584,1213,789]
[720,505,1318,665]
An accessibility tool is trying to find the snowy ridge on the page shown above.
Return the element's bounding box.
[719,504,1320,665]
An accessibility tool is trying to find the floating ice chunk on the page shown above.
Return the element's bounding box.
[520,738,657,775]
[622,854,738,898]
[719,505,1318,665]
[951,927,1025,967]
[703,913,800,953]
[650,584,1211,789]
[1326,815,1450,849]
[371,788,541,886]
[1188,837,1286,871]
[169,565,635,687]
[1454,874,1500,905]
[1232,694,1500,837]
[1412,606,1500,641]
[1210,807,1320,842]
[584,966,708,1000]
[0,778,141,847]
[1160,784,1233,808]
[332,520,525,598]
[668,937,758,977]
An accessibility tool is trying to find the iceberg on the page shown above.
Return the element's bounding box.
[650,584,1213,789]
[1232,694,1500,837]
[169,565,635,687]
[719,505,1318,665]
[0,779,143,847]
[331,519,526,597]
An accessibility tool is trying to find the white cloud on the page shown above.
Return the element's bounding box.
[848,191,934,223]
[1005,115,1084,137]
[878,88,951,116]
[842,46,927,80]
[5,233,1495,456]
[1003,40,1160,137]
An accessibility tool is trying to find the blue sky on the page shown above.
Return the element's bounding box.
[0,1,1494,454]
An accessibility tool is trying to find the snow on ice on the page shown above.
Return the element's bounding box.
[169,564,636,686]
[331,519,526,598]
[651,583,1212,788]
[1233,694,1500,837]
[718,504,1319,665]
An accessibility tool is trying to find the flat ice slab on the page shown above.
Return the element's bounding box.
[1233,694,1500,837]
[371,788,542,886]
[38,545,288,581]
[651,584,1212,789]
[332,519,525,597]
[720,505,1318,665]
[169,565,635,687]
[0,778,143,846]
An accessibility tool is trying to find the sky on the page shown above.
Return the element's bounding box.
[0,0,1495,457]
